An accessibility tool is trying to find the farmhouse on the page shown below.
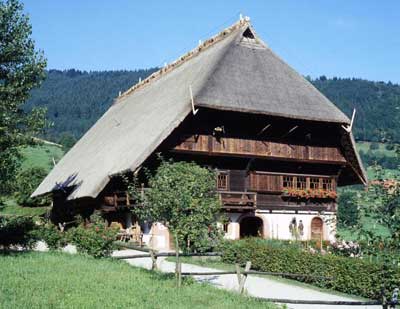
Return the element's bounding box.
[32,18,366,250]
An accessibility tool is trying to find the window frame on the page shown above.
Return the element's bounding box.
[217,171,229,191]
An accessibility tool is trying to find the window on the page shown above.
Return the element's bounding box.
[282,176,294,189]
[310,177,320,190]
[217,172,229,191]
[223,220,230,233]
[296,176,307,190]
[322,178,333,190]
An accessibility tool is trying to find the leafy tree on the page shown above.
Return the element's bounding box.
[58,132,76,151]
[0,0,47,194]
[337,190,359,228]
[128,160,223,286]
[14,167,49,207]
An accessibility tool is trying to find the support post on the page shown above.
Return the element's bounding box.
[239,261,252,294]
[235,263,242,286]
[175,235,182,288]
[149,249,157,271]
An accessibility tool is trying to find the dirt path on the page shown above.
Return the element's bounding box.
[112,249,380,309]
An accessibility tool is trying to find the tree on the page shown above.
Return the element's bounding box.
[58,132,76,151]
[0,0,47,194]
[337,190,359,228]
[129,160,223,286]
[14,167,49,207]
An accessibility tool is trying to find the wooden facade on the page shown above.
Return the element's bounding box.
[101,110,343,215]
[173,134,345,164]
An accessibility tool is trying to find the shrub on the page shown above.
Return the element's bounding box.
[67,216,119,258]
[14,167,50,207]
[33,223,68,250]
[0,216,38,249]
[220,238,400,299]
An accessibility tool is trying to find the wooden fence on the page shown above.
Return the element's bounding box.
[114,243,397,308]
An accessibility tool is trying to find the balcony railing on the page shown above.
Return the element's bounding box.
[103,191,136,208]
[219,191,257,210]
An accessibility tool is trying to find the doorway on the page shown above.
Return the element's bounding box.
[240,216,263,238]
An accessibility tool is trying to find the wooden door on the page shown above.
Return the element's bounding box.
[311,217,323,248]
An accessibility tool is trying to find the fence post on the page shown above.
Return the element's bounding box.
[235,263,242,286]
[177,260,182,288]
[238,261,252,294]
[149,249,157,271]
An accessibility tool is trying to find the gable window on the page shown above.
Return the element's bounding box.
[282,176,294,189]
[296,176,307,190]
[310,177,320,190]
[322,178,333,190]
[217,172,229,191]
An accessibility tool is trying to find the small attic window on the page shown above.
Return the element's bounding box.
[240,27,265,49]
[243,27,255,39]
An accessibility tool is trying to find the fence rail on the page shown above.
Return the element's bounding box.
[114,244,397,308]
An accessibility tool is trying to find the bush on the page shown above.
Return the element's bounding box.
[67,216,119,258]
[220,238,400,299]
[0,216,38,249]
[14,167,50,207]
[33,223,68,250]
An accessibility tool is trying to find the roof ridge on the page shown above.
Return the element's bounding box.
[116,18,251,102]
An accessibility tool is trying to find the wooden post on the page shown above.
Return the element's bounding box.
[175,235,182,288]
[178,260,182,288]
[149,249,157,271]
[235,263,242,286]
[239,261,251,294]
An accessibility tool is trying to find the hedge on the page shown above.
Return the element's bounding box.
[220,238,400,299]
[0,216,38,249]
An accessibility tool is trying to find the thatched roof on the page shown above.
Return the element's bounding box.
[32,18,364,199]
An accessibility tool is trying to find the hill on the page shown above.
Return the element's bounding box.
[25,71,400,143]
[312,76,400,142]
[25,69,157,141]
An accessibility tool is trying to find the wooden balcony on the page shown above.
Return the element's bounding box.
[103,191,136,210]
[219,191,257,211]
[173,134,346,164]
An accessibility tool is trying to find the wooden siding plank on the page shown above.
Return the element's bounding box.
[173,135,345,163]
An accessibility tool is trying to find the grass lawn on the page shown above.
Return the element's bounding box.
[19,144,64,173]
[337,215,390,241]
[0,252,277,309]
[0,198,49,217]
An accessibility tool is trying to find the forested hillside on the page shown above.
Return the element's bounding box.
[312,76,400,142]
[26,70,400,143]
[25,69,157,141]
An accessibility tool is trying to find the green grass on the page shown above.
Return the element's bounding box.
[0,199,49,217]
[19,144,64,173]
[0,252,277,309]
[337,216,391,241]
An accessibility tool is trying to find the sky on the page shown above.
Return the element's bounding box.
[23,0,400,83]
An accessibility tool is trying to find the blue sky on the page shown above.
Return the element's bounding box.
[24,0,400,83]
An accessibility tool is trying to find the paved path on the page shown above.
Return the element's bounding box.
[113,249,380,309]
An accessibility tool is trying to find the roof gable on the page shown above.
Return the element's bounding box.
[195,26,350,124]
